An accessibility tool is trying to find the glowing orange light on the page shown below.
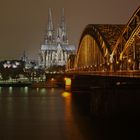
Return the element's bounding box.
[62,91,71,98]
[64,77,71,86]
[128,59,131,63]
[51,78,54,81]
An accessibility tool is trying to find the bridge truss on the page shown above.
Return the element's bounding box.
[67,6,140,72]
[74,24,124,71]
[111,6,140,71]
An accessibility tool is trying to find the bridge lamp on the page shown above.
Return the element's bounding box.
[51,78,55,81]
[128,59,131,63]
[64,77,71,86]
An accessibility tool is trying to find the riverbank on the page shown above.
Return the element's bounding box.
[0,80,65,88]
[0,82,32,87]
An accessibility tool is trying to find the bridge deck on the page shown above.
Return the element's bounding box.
[66,71,140,78]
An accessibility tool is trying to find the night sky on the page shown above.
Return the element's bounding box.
[0,0,139,60]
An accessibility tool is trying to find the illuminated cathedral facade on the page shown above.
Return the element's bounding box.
[39,8,75,68]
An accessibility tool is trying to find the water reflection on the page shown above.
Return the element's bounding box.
[62,91,71,98]
[0,87,138,140]
[24,86,28,94]
[50,88,55,93]
[0,87,2,94]
[40,88,47,95]
[36,87,39,93]
[9,86,13,94]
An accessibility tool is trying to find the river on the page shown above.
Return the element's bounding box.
[0,87,139,140]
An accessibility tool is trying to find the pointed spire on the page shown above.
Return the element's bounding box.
[21,50,27,62]
[60,8,65,30]
[47,8,53,31]
[59,8,68,44]
[46,8,54,44]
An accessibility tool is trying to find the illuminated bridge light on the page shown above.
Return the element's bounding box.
[64,77,71,86]
[66,6,140,72]
[128,59,132,63]
[51,78,55,81]
[64,77,72,91]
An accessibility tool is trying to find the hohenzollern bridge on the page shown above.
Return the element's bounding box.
[66,6,140,77]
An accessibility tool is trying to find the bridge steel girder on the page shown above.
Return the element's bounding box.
[78,24,112,56]
[112,6,140,62]
[75,24,112,70]
[68,6,140,72]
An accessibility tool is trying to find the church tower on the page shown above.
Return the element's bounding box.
[56,8,68,45]
[40,8,75,69]
[45,8,55,44]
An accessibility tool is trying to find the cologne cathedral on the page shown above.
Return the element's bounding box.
[39,8,75,69]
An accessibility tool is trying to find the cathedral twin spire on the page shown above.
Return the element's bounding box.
[47,8,54,31]
[46,8,68,45]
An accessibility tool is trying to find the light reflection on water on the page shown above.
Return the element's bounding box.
[40,88,47,95]
[9,86,13,94]
[24,86,28,94]
[0,87,136,140]
[62,91,73,120]
[0,87,2,94]
[62,91,71,98]
[50,88,55,93]
[0,87,85,140]
[36,87,39,93]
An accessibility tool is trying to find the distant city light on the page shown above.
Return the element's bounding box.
[12,64,17,68]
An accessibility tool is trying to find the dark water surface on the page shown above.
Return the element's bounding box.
[0,87,139,140]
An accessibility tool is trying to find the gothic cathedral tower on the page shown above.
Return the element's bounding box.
[40,8,75,69]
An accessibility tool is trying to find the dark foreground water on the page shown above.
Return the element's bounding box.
[0,87,139,140]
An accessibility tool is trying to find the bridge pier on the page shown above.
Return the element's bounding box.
[70,75,95,91]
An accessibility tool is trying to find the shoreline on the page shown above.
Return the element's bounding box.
[0,81,64,88]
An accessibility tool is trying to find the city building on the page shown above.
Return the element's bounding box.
[39,8,75,69]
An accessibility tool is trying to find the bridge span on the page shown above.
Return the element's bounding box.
[64,6,140,117]
[41,6,140,117]
[66,6,140,73]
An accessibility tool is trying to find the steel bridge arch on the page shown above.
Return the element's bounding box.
[111,6,140,70]
[74,24,123,71]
